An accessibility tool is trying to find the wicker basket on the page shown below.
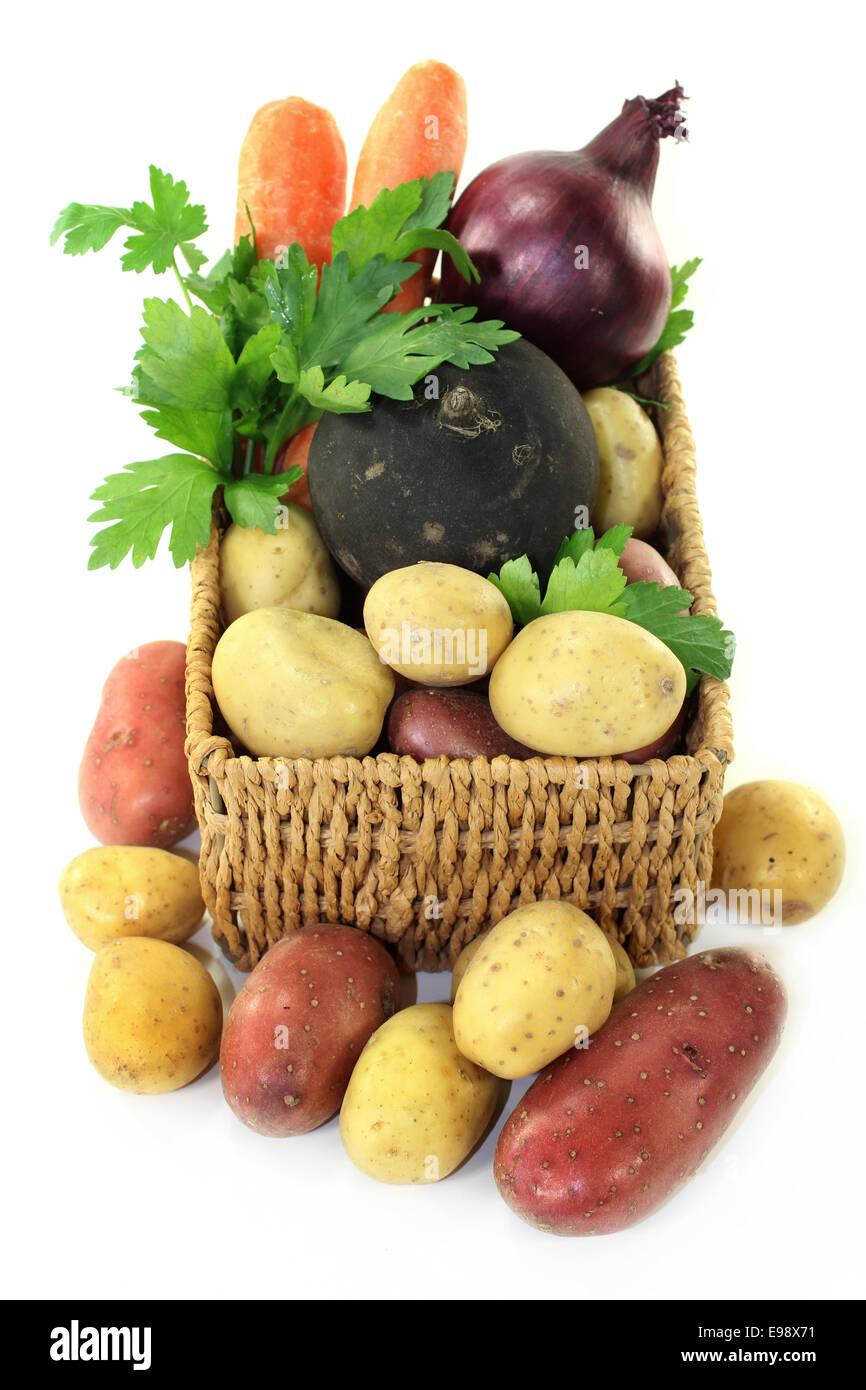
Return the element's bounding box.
[185,352,733,973]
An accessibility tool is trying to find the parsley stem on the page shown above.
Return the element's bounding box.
[263,392,317,473]
[172,254,193,313]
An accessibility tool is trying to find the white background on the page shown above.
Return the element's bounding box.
[3,0,864,1303]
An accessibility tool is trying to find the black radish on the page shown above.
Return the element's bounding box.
[307,338,599,589]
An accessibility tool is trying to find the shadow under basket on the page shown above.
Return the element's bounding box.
[185,352,733,973]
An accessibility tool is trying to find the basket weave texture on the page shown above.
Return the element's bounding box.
[185,352,733,973]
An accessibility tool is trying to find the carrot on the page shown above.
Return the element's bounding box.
[235,98,347,266]
[350,61,468,313]
[277,423,317,511]
[251,424,316,511]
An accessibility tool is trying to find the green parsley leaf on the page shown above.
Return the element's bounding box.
[618,581,735,694]
[137,298,235,410]
[88,455,220,569]
[540,547,627,616]
[331,182,425,274]
[295,366,371,414]
[231,228,258,283]
[226,278,270,336]
[51,203,131,256]
[270,342,300,387]
[330,173,477,286]
[52,166,208,278]
[391,228,478,285]
[551,525,632,572]
[490,525,735,691]
[487,556,542,626]
[264,245,318,348]
[340,304,519,400]
[231,324,282,411]
[627,258,702,377]
[185,237,257,315]
[670,257,702,311]
[302,252,417,372]
[121,167,208,274]
[595,525,633,557]
[552,528,599,569]
[139,404,233,472]
[223,472,303,532]
[398,171,455,234]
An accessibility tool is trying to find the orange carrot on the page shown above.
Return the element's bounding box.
[277,423,317,511]
[235,98,347,266]
[350,61,468,313]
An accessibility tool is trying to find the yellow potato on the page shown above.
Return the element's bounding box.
[607,935,636,1001]
[450,932,489,1003]
[712,780,845,925]
[59,846,204,951]
[364,562,513,685]
[83,938,222,1094]
[584,387,664,538]
[184,942,237,1019]
[219,507,340,626]
[212,607,394,757]
[340,1002,501,1184]
[489,610,686,757]
[453,901,617,1079]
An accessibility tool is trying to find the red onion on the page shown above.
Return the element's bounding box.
[438,86,686,389]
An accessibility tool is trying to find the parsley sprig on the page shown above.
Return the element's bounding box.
[488,525,734,694]
[623,258,702,380]
[52,167,518,569]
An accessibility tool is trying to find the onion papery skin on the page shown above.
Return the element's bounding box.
[439,88,685,390]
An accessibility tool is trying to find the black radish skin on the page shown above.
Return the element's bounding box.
[307,338,599,588]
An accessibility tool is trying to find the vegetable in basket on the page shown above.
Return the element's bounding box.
[351,60,468,314]
[307,337,599,588]
[438,84,699,390]
[488,524,735,696]
[234,96,347,267]
[51,167,517,569]
[486,525,734,758]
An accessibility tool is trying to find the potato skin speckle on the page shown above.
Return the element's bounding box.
[213,608,393,758]
[489,610,686,757]
[453,902,617,1078]
[219,507,340,626]
[220,926,401,1137]
[339,1003,504,1184]
[78,641,194,848]
[712,780,845,924]
[493,947,787,1235]
[83,938,222,1095]
[59,846,204,951]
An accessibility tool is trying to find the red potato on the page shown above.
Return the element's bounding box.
[494,947,787,1235]
[619,536,689,619]
[618,536,680,589]
[220,925,401,1137]
[615,702,687,764]
[78,641,194,849]
[387,687,537,760]
[613,538,689,761]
